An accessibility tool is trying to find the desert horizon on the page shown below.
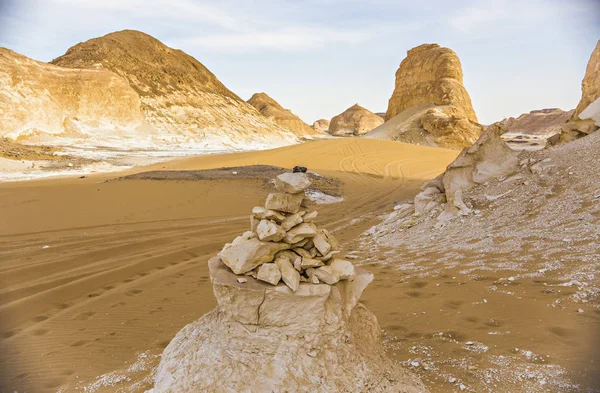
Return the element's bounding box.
[1,1,599,392]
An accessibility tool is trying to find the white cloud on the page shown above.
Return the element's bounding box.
[174,27,373,52]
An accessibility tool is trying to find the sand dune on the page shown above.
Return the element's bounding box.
[0,138,457,393]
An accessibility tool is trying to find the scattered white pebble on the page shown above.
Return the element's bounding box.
[448,377,457,383]
[508,276,516,281]
[232,171,238,175]
[577,308,584,313]
[459,383,467,390]
[465,341,474,345]
[410,361,420,367]
[236,277,247,283]
[42,245,50,249]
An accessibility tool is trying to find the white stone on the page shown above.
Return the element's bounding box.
[301,257,324,269]
[292,247,311,259]
[275,257,300,292]
[303,211,318,222]
[265,192,304,214]
[275,172,311,193]
[256,219,286,242]
[330,259,356,281]
[257,263,282,286]
[281,212,304,231]
[314,265,340,285]
[312,233,332,255]
[236,277,247,284]
[315,250,340,261]
[284,222,318,244]
[218,239,289,274]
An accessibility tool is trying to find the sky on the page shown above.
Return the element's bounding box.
[0,0,599,125]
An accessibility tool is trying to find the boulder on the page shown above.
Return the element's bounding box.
[284,222,318,244]
[152,257,427,393]
[252,206,286,222]
[275,257,300,292]
[365,43,483,148]
[312,119,330,133]
[218,238,290,274]
[265,192,304,214]
[256,219,286,242]
[275,172,312,194]
[567,40,600,136]
[414,186,444,214]
[257,263,282,286]
[328,104,384,136]
[303,211,318,222]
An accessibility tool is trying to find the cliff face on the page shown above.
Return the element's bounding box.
[567,40,600,135]
[247,92,319,136]
[0,47,144,144]
[328,104,384,136]
[0,30,298,149]
[368,44,482,148]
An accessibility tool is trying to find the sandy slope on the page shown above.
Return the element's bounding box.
[0,138,457,393]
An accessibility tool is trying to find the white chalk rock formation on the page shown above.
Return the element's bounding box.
[152,257,427,393]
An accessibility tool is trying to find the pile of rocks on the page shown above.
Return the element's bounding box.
[218,171,356,290]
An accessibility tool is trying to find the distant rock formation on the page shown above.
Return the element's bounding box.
[328,104,384,136]
[499,108,573,150]
[0,30,298,149]
[365,44,483,148]
[247,92,319,136]
[151,173,426,393]
[312,119,331,133]
[563,40,600,139]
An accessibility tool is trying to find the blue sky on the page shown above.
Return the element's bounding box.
[1,0,599,125]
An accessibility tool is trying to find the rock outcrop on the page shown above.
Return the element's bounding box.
[498,108,572,150]
[0,47,144,144]
[365,44,483,148]
[151,172,427,393]
[0,30,298,149]
[312,119,330,133]
[564,40,600,138]
[328,104,384,136]
[247,93,319,136]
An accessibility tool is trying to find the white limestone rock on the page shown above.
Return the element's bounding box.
[256,219,286,242]
[330,259,356,281]
[281,212,304,231]
[265,192,304,214]
[313,232,332,255]
[301,257,325,269]
[218,238,290,275]
[303,210,318,222]
[275,257,300,292]
[275,172,311,194]
[257,263,281,286]
[252,206,286,223]
[314,265,340,285]
[284,222,318,244]
[153,257,426,393]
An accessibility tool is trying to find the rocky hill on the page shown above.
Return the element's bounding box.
[365,44,483,148]
[0,30,297,150]
[247,92,319,136]
[564,40,600,138]
[328,104,384,136]
[312,119,330,133]
[0,47,144,145]
[498,108,573,150]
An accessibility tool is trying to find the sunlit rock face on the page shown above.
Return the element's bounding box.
[152,258,427,393]
[247,92,321,136]
[328,104,384,136]
[566,40,600,136]
[366,43,482,148]
[0,47,144,144]
[1,30,298,149]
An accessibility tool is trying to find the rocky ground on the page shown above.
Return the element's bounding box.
[357,131,600,392]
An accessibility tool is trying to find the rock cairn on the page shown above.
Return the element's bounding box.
[217,171,356,290]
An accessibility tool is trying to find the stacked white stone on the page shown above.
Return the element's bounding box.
[217,172,356,291]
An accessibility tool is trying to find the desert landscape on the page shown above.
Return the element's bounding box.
[1,2,599,392]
